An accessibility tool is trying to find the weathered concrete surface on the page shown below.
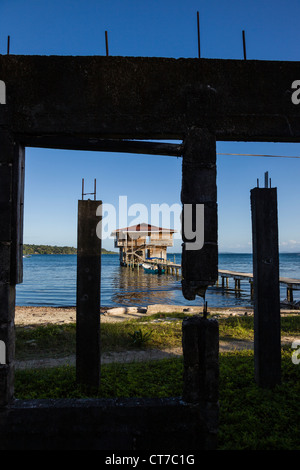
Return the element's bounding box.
[0,397,217,450]
[181,128,218,299]
[182,315,219,404]
[251,187,281,388]
[1,56,300,141]
[76,200,102,390]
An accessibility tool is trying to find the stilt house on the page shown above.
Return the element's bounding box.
[111,223,176,266]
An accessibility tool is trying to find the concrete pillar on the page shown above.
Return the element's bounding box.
[182,315,219,403]
[0,131,24,406]
[76,200,102,390]
[251,187,281,388]
[181,128,218,300]
[182,314,219,448]
[0,285,15,407]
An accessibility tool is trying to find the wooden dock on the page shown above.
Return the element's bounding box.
[131,258,300,302]
[218,269,300,302]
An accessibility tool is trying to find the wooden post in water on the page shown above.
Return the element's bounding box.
[249,280,254,300]
[76,199,102,391]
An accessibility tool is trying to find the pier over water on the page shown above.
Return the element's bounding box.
[125,257,300,304]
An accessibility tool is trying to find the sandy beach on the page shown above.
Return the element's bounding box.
[15,304,300,327]
[15,304,258,327]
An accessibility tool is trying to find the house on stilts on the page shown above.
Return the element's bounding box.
[111,223,176,266]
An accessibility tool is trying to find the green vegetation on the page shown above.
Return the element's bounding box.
[101,248,117,254]
[128,328,153,347]
[218,349,300,450]
[15,317,182,361]
[23,244,77,255]
[23,244,116,255]
[16,323,76,361]
[15,313,300,362]
[15,358,183,400]
[14,313,300,449]
[14,350,300,450]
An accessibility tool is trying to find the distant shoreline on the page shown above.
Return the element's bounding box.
[23,244,117,256]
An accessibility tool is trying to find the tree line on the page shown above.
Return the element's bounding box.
[23,244,116,255]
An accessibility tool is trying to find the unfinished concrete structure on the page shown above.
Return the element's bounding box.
[0,54,300,449]
[251,182,281,388]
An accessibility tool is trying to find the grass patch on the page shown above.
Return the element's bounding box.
[218,315,254,340]
[15,317,184,361]
[15,357,184,400]
[15,313,300,361]
[14,348,300,450]
[13,313,300,449]
[218,349,300,450]
[16,323,76,361]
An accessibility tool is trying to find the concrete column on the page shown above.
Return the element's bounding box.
[182,314,219,448]
[0,131,23,406]
[182,315,219,403]
[181,128,218,300]
[76,200,102,391]
[251,187,281,388]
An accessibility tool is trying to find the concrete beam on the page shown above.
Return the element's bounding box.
[18,136,183,156]
[1,56,300,141]
[0,397,217,450]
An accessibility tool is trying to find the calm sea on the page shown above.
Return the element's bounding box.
[16,253,300,309]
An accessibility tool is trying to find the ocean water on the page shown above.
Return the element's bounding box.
[16,253,300,309]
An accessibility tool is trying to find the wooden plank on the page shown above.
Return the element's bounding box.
[218,269,300,288]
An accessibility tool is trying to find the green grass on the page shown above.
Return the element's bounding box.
[14,349,300,450]
[15,312,300,361]
[15,314,184,361]
[15,357,184,400]
[16,323,77,360]
[14,313,300,450]
[218,349,300,450]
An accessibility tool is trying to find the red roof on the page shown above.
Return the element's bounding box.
[111,223,176,234]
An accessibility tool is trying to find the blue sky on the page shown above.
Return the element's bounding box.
[1,0,300,253]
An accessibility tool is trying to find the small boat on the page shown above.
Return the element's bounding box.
[142,262,165,274]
